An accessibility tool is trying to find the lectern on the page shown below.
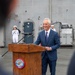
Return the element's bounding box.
[8,44,45,75]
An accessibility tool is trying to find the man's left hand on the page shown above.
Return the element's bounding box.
[45,47,52,51]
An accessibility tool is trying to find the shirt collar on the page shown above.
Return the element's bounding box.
[45,28,51,34]
[45,28,51,37]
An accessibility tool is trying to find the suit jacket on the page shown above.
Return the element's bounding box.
[67,52,75,75]
[35,29,60,61]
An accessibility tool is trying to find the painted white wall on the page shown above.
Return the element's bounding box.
[5,0,75,46]
[0,27,4,47]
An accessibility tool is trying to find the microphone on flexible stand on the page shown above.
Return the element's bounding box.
[1,32,33,57]
[0,32,26,57]
[17,32,33,44]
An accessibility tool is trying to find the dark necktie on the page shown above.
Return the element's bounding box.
[45,32,48,43]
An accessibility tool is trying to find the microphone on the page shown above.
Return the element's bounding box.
[1,32,33,57]
[1,34,24,57]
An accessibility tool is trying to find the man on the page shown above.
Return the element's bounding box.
[0,0,18,75]
[67,52,75,75]
[35,18,60,75]
[0,0,18,27]
[51,25,56,31]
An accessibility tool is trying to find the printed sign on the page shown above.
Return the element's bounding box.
[15,58,25,69]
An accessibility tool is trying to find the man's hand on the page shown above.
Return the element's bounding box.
[45,47,52,51]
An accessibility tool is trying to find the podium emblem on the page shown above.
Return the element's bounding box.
[15,58,25,69]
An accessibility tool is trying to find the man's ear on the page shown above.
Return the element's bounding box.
[0,0,18,27]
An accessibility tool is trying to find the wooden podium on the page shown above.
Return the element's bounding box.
[8,44,45,75]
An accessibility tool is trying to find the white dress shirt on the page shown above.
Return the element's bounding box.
[45,28,51,37]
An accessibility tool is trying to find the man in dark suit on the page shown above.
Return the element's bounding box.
[67,52,75,75]
[35,18,60,75]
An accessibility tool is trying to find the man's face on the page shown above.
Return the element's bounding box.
[43,20,51,31]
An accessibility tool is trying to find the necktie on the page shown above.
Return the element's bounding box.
[45,32,48,43]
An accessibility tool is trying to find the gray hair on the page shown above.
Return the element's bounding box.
[43,18,51,24]
[51,25,54,26]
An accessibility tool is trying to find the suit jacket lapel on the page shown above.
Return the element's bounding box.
[42,30,46,44]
